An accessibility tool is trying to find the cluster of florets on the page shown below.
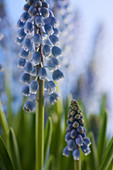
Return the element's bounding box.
[16,0,64,112]
[63,100,91,160]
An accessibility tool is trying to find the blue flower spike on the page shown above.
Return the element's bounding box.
[63,100,91,160]
[16,0,63,111]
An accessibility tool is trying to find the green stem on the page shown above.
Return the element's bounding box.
[35,4,44,170]
[75,159,81,170]
[36,80,44,170]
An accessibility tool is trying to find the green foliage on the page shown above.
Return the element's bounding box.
[97,111,107,163]
[0,102,9,141]
[8,128,22,170]
[99,137,113,170]
[0,136,14,170]
[44,117,52,163]
[0,95,112,170]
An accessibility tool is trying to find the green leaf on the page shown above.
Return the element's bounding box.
[8,128,22,170]
[87,132,98,170]
[0,136,14,170]
[44,117,52,163]
[98,111,107,163]
[99,137,113,170]
[64,95,72,130]
[100,94,106,117]
[0,102,9,140]
[107,159,113,170]
[45,155,55,170]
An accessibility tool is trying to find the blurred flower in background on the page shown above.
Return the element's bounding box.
[0,0,22,113]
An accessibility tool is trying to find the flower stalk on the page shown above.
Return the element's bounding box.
[75,159,81,170]
[34,6,44,170]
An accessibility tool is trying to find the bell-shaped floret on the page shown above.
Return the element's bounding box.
[33,34,42,47]
[16,37,24,45]
[29,80,39,94]
[24,22,33,34]
[63,146,71,157]
[44,24,53,35]
[53,28,59,36]
[38,67,47,80]
[17,19,25,28]
[52,69,64,81]
[28,5,37,16]
[65,132,71,142]
[84,137,91,146]
[44,16,57,28]
[52,46,62,58]
[42,2,49,8]
[35,1,42,8]
[76,135,83,146]
[48,57,60,70]
[27,0,34,6]
[18,49,29,58]
[17,58,26,68]
[40,7,49,18]
[24,3,30,11]
[22,85,30,96]
[68,139,75,151]
[49,34,59,45]
[70,129,78,139]
[17,28,26,39]
[35,15,43,27]
[49,92,59,104]
[23,100,35,112]
[20,73,30,84]
[23,38,32,51]
[30,66,37,76]
[20,12,30,23]
[43,44,51,57]
[73,147,80,160]
[24,62,33,73]
[32,52,41,66]
[47,80,56,94]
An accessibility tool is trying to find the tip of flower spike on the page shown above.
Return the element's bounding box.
[63,99,91,159]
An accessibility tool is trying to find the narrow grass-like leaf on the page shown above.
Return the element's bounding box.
[0,136,14,170]
[87,132,98,170]
[64,95,72,130]
[107,159,113,170]
[44,117,52,163]
[8,128,22,170]
[45,155,55,170]
[4,74,13,125]
[0,102,9,140]
[99,137,113,170]
[98,111,107,163]
[100,95,106,117]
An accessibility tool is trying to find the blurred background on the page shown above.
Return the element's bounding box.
[0,0,113,136]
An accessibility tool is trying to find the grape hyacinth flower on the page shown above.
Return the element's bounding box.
[63,100,91,160]
[16,1,63,169]
[16,0,64,113]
